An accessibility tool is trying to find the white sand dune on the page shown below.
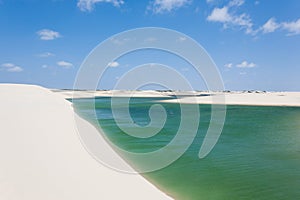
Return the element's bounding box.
[0,84,172,200]
[54,89,300,107]
[53,89,175,98]
[160,92,300,107]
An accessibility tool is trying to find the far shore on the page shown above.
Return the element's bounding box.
[53,89,300,107]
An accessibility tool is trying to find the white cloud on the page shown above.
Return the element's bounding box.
[177,36,187,42]
[207,0,300,36]
[148,0,191,14]
[108,61,119,67]
[37,52,55,57]
[7,67,23,72]
[207,7,231,23]
[261,18,280,34]
[110,37,131,45]
[77,0,124,12]
[2,63,14,68]
[57,61,73,68]
[228,0,244,7]
[236,61,256,68]
[37,29,61,40]
[207,0,255,34]
[258,18,300,36]
[282,19,300,36]
[224,63,233,68]
[1,63,23,72]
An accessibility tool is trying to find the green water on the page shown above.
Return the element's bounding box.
[72,97,300,200]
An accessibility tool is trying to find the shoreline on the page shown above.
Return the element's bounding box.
[53,89,300,107]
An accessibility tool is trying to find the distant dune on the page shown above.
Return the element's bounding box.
[54,89,300,107]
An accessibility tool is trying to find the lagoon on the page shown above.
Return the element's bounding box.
[73,97,300,199]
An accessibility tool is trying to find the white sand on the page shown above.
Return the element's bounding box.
[54,90,300,107]
[0,84,172,200]
[53,89,175,98]
[160,92,300,107]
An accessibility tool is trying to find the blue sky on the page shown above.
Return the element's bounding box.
[0,0,299,91]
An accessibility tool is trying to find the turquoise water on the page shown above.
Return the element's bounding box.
[72,97,300,200]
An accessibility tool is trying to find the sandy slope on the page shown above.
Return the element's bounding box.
[0,84,172,200]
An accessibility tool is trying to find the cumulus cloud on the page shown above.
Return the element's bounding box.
[207,0,254,34]
[177,36,187,42]
[282,19,300,36]
[148,0,192,14]
[37,29,61,40]
[1,63,14,68]
[1,63,23,72]
[108,61,119,67]
[110,37,131,45]
[207,1,300,36]
[57,61,73,68]
[77,0,124,12]
[261,18,280,34]
[258,18,300,36]
[37,52,55,57]
[228,0,244,7]
[207,7,231,23]
[224,63,233,68]
[236,61,256,68]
